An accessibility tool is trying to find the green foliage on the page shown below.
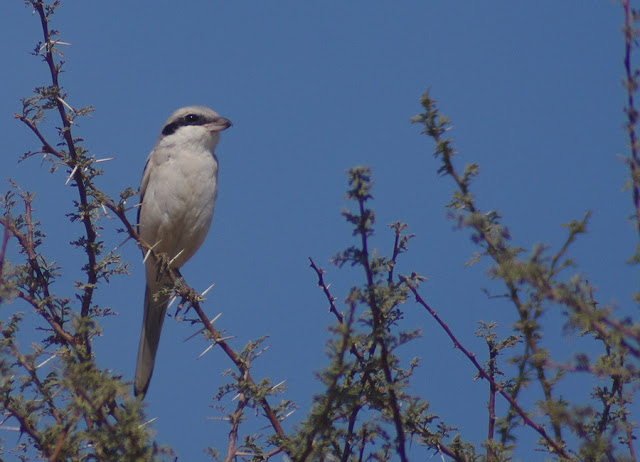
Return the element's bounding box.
[2,1,640,461]
[288,167,475,461]
[0,1,168,460]
[408,82,640,459]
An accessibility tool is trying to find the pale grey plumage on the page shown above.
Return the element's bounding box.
[134,106,231,398]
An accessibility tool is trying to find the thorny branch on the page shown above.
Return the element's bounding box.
[403,280,574,460]
[623,0,640,238]
[32,0,99,325]
[4,1,289,456]
[413,92,564,444]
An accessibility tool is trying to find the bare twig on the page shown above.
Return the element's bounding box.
[308,257,341,322]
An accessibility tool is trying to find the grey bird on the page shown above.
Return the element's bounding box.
[134,106,232,398]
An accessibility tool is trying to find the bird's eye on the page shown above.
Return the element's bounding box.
[185,114,199,124]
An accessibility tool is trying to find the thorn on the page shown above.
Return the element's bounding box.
[142,240,162,264]
[253,345,270,359]
[270,379,287,390]
[196,343,215,359]
[201,282,216,297]
[94,157,115,163]
[35,355,55,369]
[65,165,78,185]
[0,425,21,432]
[167,296,177,310]
[142,248,152,265]
[57,96,74,113]
[326,283,331,289]
[138,417,158,429]
[169,248,185,266]
[184,327,207,342]
[282,409,296,420]
[113,236,132,252]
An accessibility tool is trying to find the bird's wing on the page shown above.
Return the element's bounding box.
[137,156,153,226]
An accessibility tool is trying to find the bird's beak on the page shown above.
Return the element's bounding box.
[208,117,232,132]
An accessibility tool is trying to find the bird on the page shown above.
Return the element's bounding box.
[134,106,232,398]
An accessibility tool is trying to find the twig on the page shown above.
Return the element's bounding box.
[623,0,640,238]
[486,336,497,462]
[403,280,573,460]
[308,257,341,322]
[32,1,98,325]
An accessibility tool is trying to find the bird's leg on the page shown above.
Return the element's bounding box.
[153,251,173,283]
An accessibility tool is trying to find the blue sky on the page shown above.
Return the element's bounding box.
[0,1,634,460]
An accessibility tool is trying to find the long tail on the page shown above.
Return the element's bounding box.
[134,282,169,398]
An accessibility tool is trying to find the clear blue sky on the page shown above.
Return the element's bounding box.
[0,2,634,460]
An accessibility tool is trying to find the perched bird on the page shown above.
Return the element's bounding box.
[134,106,232,398]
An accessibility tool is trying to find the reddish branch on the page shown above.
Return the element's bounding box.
[107,204,287,442]
[403,281,573,460]
[422,99,564,444]
[486,337,497,462]
[0,209,76,346]
[308,258,342,323]
[33,1,98,327]
[354,198,408,462]
[308,258,464,461]
[6,2,288,455]
[623,0,640,238]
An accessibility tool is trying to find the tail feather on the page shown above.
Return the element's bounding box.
[134,283,169,398]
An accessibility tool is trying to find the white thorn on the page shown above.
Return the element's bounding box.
[142,248,152,265]
[183,314,222,343]
[210,312,222,324]
[126,203,143,214]
[35,355,55,369]
[57,96,74,113]
[94,157,115,163]
[65,165,78,185]
[197,343,215,359]
[253,345,270,359]
[142,240,162,264]
[201,282,216,297]
[271,379,287,390]
[168,248,185,266]
[113,236,131,252]
[184,327,206,342]
[282,409,296,420]
[138,417,158,429]
[0,426,21,432]
[167,296,177,310]
[56,96,76,112]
